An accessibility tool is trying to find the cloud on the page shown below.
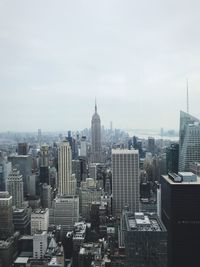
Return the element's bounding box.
[0,0,200,131]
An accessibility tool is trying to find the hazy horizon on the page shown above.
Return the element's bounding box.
[1,0,200,131]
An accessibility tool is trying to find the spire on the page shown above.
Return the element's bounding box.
[95,98,97,113]
[186,79,189,114]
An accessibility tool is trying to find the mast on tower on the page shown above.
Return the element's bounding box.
[187,79,189,113]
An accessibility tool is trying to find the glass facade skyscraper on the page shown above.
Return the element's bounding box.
[179,111,200,171]
[123,211,167,267]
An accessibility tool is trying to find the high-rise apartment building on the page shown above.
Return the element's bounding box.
[58,140,76,196]
[112,149,139,217]
[179,111,200,171]
[7,168,24,208]
[0,191,14,240]
[91,102,101,163]
[161,172,200,267]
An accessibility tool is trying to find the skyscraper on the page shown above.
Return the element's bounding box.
[80,136,87,157]
[40,145,49,184]
[7,168,24,208]
[40,145,49,167]
[148,137,155,155]
[112,149,139,217]
[58,140,76,196]
[166,143,179,173]
[0,152,12,191]
[123,211,167,267]
[161,172,200,267]
[179,111,200,171]
[91,102,101,163]
[8,155,32,194]
[18,143,28,155]
[0,191,14,240]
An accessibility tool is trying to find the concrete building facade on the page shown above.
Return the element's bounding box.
[58,140,76,196]
[7,169,24,208]
[112,149,139,217]
[31,209,49,235]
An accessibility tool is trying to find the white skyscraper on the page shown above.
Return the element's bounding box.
[7,168,24,208]
[58,140,76,196]
[112,149,139,217]
[179,111,200,171]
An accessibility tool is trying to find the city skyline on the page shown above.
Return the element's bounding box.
[1,1,200,131]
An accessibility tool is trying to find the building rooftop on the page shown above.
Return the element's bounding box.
[125,212,165,232]
[32,208,48,214]
[112,149,138,154]
[19,235,33,241]
[13,208,25,213]
[9,155,31,158]
[48,257,60,265]
[73,222,87,240]
[163,173,200,185]
[0,240,12,248]
[0,191,12,199]
[79,242,102,255]
[14,257,29,264]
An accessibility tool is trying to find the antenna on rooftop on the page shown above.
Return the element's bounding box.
[187,79,189,113]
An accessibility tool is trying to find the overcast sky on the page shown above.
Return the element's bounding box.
[0,0,200,132]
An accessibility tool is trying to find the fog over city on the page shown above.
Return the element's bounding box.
[1,0,200,131]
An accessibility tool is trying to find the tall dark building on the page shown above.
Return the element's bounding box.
[148,137,155,155]
[0,232,20,267]
[123,211,167,267]
[0,191,14,240]
[13,208,31,235]
[40,145,49,184]
[91,102,101,163]
[18,143,28,155]
[166,143,179,173]
[161,173,200,267]
[67,131,78,160]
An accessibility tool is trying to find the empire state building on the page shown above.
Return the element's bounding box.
[91,102,102,163]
